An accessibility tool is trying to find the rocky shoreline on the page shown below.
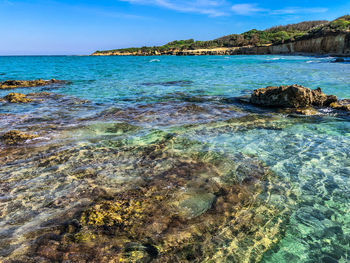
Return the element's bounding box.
[92,32,350,57]
[1,80,348,148]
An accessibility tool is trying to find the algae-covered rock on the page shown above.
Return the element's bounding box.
[26,91,53,97]
[176,191,216,219]
[330,101,350,111]
[3,93,33,103]
[7,132,292,263]
[105,122,140,134]
[311,87,328,106]
[1,130,38,145]
[0,79,66,89]
[324,95,338,106]
[80,199,145,229]
[295,107,319,116]
[251,85,314,108]
[250,85,337,108]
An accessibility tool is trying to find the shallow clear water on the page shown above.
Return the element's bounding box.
[0,55,349,262]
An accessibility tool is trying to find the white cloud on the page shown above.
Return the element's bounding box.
[231,4,266,15]
[271,7,328,15]
[120,0,230,17]
[231,3,328,16]
[120,1,328,17]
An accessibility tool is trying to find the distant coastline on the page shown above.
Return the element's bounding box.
[92,15,350,57]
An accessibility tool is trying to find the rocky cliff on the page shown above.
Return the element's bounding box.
[92,33,350,56]
[92,16,350,57]
[257,32,350,56]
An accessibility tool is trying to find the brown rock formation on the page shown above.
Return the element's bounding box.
[330,101,350,111]
[295,107,320,115]
[1,130,38,145]
[0,79,65,90]
[3,93,33,103]
[249,84,350,114]
[250,85,338,108]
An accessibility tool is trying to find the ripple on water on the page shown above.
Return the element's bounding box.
[1,55,350,262]
[1,122,294,262]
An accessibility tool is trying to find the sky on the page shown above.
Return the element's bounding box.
[0,0,349,55]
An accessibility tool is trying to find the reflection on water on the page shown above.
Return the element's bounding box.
[1,55,350,262]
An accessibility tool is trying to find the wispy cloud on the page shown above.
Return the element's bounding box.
[231,4,266,15]
[231,3,328,16]
[120,0,230,17]
[270,7,329,15]
[120,1,329,17]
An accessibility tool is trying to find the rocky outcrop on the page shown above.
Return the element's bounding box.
[3,93,33,103]
[0,79,65,90]
[1,130,38,145]
[249,84,350,114]
[250,85,337,108]
[330,101,350,111]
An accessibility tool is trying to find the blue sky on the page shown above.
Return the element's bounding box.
[0,0,349,55]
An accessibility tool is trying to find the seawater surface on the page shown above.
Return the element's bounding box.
[0,55,350,263]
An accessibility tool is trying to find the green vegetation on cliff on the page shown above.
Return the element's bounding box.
[93,16,350,55]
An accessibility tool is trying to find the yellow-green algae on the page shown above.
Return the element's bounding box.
[80,199,146,229]
[1,130,38,145]
[24,131,294,263]
[330,101,350,111]
[3,93,33,103]
[0,79,64,89]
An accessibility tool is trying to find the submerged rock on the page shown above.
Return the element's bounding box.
[333,58,345,63]
[175,191,216,219]
[26,91,54,97]
[11,134,292,263]
[3,93,33,103]
[0,79,66,89]
[1,130,38,145]
[294,107,319,116]
[250,85,337,108]
[141,80,193,86]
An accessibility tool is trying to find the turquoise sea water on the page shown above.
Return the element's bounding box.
[0,55,350,262]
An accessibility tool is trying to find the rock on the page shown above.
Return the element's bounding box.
[1,130,38,145]
[0,79,65,90]
[250,85,314,108]
[26,92,53,97]
[325,95,338,106]
[333,58,345,63]
[3,93,32,103]
[311,88,328,106]
[174,191,216,220]
[295,107,319,116]
[250,85,337,108]
[330,102,350,111]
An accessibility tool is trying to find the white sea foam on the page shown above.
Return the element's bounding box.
[266,57,283,61]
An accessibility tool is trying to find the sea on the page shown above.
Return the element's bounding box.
[0,55,349,262]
